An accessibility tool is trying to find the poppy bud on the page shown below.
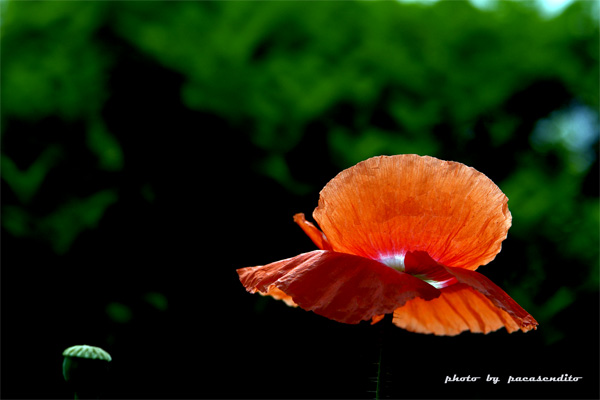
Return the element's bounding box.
[62,345,111,399]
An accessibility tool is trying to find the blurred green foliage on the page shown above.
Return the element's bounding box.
[112,1,598,160]
[1,146,60,203]
[2,1,109,120]
[106,302,133,325]
[144,292,168,312]
[1,0,598,386]
[87,120,124,172]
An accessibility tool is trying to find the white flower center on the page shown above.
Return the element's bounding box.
[378,253,406,272]
[378,252,457,289]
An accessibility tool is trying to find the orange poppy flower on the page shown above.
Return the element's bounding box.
[237,155,538,335]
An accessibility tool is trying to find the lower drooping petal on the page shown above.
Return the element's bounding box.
[237,250,440,324]
[262,286,297,307]
[442,265,538,332]
[392,283,521,335]
[389,250,537,334]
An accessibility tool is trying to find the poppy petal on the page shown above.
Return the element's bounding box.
[392,283,522,335]
[443,266,538,332]
[313,155,511,270]
[262,286,297,307]
[293,213,332,250]
[237,250,440,324]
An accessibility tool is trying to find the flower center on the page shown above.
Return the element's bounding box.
[378,254,406,271]
[378,252,457,289]
[411,275,457,289]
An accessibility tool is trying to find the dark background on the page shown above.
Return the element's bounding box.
[1,1,598,399]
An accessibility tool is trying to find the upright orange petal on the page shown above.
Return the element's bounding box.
[313,155,511,270]
[392,284,521,335]
[237,250,440,324]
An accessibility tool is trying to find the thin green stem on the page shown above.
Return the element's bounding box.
[375,314,394,400]
[375,337,384,400]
